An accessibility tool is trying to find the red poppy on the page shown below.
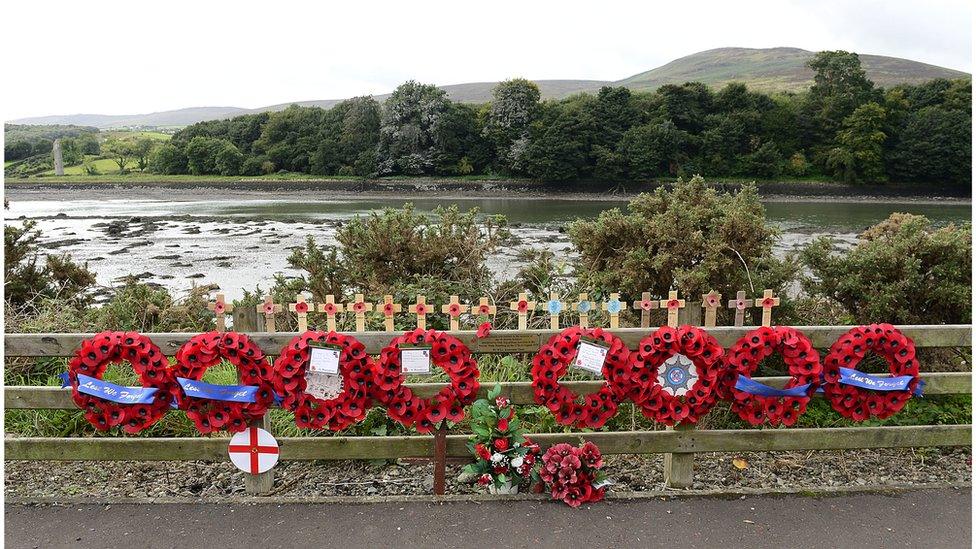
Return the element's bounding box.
[478,304,491,315]
[295,301,309,313]
[477,322,492,338]
[352,302,366,313]
[415,303,428,315]
[448,303,461,316]
[517,300,529,313]
[322,302,338,315]
[667,299,680,309]
[383,303,395,315]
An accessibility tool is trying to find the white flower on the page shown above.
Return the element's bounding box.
[510,455,524,469]
[490,452,506,463]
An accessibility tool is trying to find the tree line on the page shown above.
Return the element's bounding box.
[145,51,970,185]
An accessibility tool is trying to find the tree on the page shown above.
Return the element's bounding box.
[617,120,688,179]
[483,78,541,174]
[827,102,887,183]
[131,138,157,171]
[803,51,878,156]
[185,136,232,175]
[888,106,971,185]
[5,140,33,161]
[524,97,599,181]
[376,81,452,175]
[215,142,244,175]
[148,143,188,174]
[102,139,134,173]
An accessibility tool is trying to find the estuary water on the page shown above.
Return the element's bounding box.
[4,186,969,300]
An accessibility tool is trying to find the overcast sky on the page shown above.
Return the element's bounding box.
[2,0,972,119]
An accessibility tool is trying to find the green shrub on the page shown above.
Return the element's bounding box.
[801,213,971,324]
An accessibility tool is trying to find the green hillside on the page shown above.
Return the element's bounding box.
[618,47,969,93]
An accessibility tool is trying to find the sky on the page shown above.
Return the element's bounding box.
[2,0,972,120]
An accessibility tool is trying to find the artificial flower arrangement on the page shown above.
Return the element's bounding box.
[534,441,608,507]
[463,383,540,494]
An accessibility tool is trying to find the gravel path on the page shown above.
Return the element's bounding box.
[5,447,969,500]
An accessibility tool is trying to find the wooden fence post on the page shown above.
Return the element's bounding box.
[664,423,695,488]
[244,316,275,496]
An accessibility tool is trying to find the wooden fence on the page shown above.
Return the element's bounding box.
[4,324,971,496]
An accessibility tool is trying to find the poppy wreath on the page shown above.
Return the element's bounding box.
[821,324,920,421]
[272,331,375,430]
[374,328,480,433]
[67,331,173,434]
[172,331,275,434]
[629,325,726,426]
[529,326,633,429]
[725,326,822,426]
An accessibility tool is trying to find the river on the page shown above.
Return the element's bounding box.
[4,186,970,300]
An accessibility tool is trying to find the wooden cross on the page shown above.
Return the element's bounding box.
[288,294,313,332]
[509,292,536,331]
[207,293,233,332]
[409,295,430,330]
[380,295,403,332]
[316,295,344,332]
[727,290,754,327]
[659,291,685,328]
[441,295,469,331]
[346,294,374,333]
[573,293,596,329]
[701,290,722,328]
[545,292,564,330]
[632,291,659,329]
[255,295,282,332]
[602,292,626,329]
[755,289,780,327]
[474,297,496,322]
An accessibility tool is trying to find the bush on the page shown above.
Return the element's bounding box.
[801,212,971,324]
[4,221,96,310]
[568,176,795,322]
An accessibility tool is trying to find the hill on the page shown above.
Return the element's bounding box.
[10,48,968,128]
[618,47,970,93]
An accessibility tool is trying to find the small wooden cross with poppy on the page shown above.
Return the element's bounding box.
[345,294,374,333]
[316,295,344,332]
[474,297,496,322]
[659,291,685,328]
[755,289,780,327]
[381,295,403,332]
[701,290,722,328]
[441,295,469,331]
[288,294,313,332]
[207,293,233,332]
[255,295,282,332]
[632,291,658,329]
[509,292,536,330]
[409,295,430,329]
[727,290,754,327]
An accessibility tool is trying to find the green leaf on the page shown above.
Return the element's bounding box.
[488,383,502,399]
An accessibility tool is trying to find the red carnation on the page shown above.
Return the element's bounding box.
[493,438,509,451]
[497,418,509,432]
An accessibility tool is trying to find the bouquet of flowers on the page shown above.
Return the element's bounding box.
[463,384,540,494]
[535,441,608,507]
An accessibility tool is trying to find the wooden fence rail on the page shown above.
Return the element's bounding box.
[4,324,973,496]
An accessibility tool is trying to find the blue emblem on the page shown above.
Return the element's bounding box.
[547,300,563,315]
[606,299,622,314]
[577,300,592,313]
[658,354,697,396]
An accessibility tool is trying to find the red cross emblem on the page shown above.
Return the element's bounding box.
[228,426,279,475]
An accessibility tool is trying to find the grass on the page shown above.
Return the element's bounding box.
[101,130,172,141]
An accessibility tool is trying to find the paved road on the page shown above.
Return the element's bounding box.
[5,489,971,548]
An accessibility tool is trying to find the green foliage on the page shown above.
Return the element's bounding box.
[483,78,541,174]
[4,221,96,310]
[377,81,452,175]
[568,177,794,317]
[148,143,188,174]
[102,138,134,173]
[801,213,971,324]
[828,102,887,183]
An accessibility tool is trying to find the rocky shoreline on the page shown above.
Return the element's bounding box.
[4,447,970,500]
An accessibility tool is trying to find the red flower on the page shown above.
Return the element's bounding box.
[383,303,395,315]
[478,304,492,315]
[477,474,492,486]
[322,303,337,315]
[448,303,461,317]
[639,299,654,311]
[352,302,366,313]
[493,438,509,451]
[517,300,529,313]
[475,443,491,461]
[495,395,510,408]
[295,301,309,313]
[477,322,492,338]
[497,418,509,432]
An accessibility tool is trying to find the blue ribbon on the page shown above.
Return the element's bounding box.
[75,374,159,404]
[176,377,258,403]
[734,376,811,398]
[58,372,70,388]
[838,367,924,396]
